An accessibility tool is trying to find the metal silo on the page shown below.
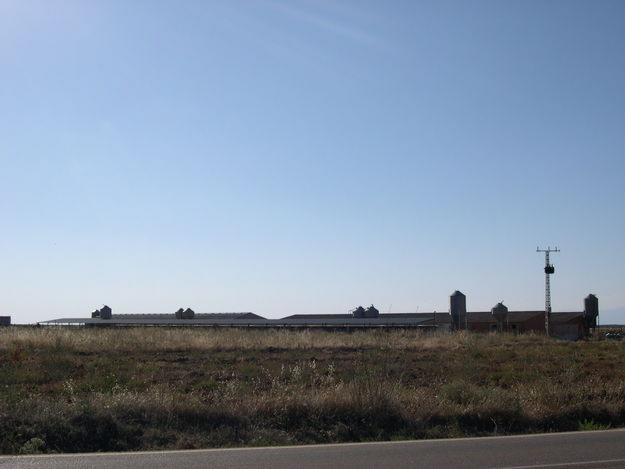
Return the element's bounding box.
[450,291,467,330]
[491,302,508,332]
[584,294,599,328]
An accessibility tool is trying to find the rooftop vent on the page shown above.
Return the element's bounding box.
[491,302,508,321]
[364,305,380,318]
[352,306,366,318]
[100,305,112,320]
[175,307,195,319]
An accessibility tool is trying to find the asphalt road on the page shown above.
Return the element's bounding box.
[1,430,625,469]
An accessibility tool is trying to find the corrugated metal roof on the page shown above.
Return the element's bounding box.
[112,312,261,320]
[282,314,352,320]
[38,311,582,327]
[40,317,271,326]
[270,316,437,326]
[283,312,452,321]
[39,314,443,327]
[551,312,584,323]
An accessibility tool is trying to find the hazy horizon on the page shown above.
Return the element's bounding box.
[2,0,624,324]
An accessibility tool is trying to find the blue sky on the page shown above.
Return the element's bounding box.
[1,0,624,323]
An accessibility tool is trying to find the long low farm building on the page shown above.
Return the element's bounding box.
[39,306,446,329]
[38,291,599,339]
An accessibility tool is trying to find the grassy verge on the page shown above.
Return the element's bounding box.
[1,328,623,454]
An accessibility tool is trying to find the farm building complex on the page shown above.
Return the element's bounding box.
[38,291,599,340]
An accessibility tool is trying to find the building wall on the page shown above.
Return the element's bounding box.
[0,316,11,326]
[468,322,494,333]
[518,315,546,333]
[467,315,584,339]
[552,323,582,341]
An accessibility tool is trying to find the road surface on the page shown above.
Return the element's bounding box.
[1,429,624,468]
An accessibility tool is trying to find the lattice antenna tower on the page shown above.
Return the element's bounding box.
[536,246,560,336]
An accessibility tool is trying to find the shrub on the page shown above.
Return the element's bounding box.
[19,438,46,455]
[578,419,611,431]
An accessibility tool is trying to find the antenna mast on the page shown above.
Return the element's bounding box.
[536,246,560,336]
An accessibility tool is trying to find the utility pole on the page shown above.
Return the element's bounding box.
[536,246,560,336]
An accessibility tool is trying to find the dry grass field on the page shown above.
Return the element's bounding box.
[1,327,624,454]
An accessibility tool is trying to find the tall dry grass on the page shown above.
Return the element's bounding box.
[1,327,623,454]
[0,326,486,352]
[4,353,624,453]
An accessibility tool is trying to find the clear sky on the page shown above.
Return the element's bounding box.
[1,0,624,324]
